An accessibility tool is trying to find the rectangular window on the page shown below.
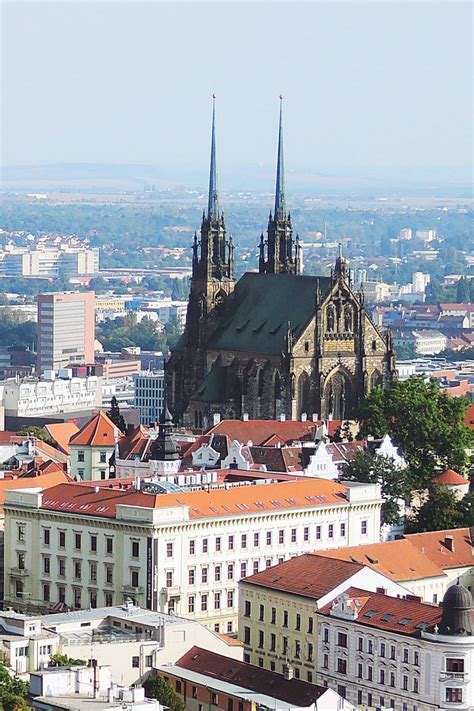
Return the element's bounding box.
[214,592,221,609]
[132,541,139,558]
[413,678,419,694]
[58,559,66,577]
[259,604,264,622]
[59,531,66,548]
[380,642,386,657]
[166,571,173,587]
[132,656,139,668]
[278,530,284,544]
[106,565,113,584]
[244,600,251,617]
[291,528,297,543]
[340,522,346,537]
[446,659,464,672]
[390,672,396,688]
[145,655,153,667]
[328,524,334,538]
[253,561,259,574]
[240,562,247,578]
[227,590,234,608]
[166,542,173,558]
[105,593,113,606]
[188,595,195,613]
[358,637,363,651]
[414,651,419,666]
[78,451,85,462]
[308,617,314,634]
[201,594,208,611]
[189,540,196,555]
[271,607,276,624]
[215,536,221,552]
[316,525,321,540]
[295,640,301,658]
[295,613,301,631]
[202,538,208,553]
[90,535,97,552]
[283,610,288,628]
[403,649,409,663]
[270,633,276,651]
[43,583,50,602]
[228,535,234,550]
[266,531,272,545]
[58,586,66,603]
[241,534,247,549]
[303,526,309,541]
[254,532,259,546]
[201,567,208,584]
[74,588,81,608]
[43,557,50,574]
[323,628,329,643]
[74,561,81,580]
[244,627,250,644]
[323,653,329,669]
[258,630,264,648]
[43,529,50,546]
[390,645,396,659]
[361,519,368,534]
[380,669,385,684]
[367,666,373,681]
[90,563,97,581]
[357,663,363,679]
[307,643,313,661]
[337,631,347,647]
[106,538,113,554]
[446,689,463,703]
[337,658,347,674]
[227,563,234,580]
[403,675,408,691]
[131,570,139,588]
[188,569,195,585]
[100,451,107,463]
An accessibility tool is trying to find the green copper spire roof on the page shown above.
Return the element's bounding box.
[274,95,286,220]
[207,94,219,219]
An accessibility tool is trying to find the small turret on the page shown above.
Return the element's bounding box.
[150,405,180,461]
[439,583,473,636]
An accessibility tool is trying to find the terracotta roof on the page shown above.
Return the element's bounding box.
[215,633,243,647]
[320,587,442,636]
[464,404,474,430]
[0,432,17,445]
[30,440,69,466]
[405,528,474,571]
[44,422,79,455]
[32,478,350,520]
[317,539,443,581]
[433,469,468,486]
[69,411,118,447]
[0,469,71,512]
[208,419,321,446]
[175,647,328,704]
[242,553,364,599]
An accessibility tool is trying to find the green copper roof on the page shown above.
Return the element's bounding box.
[190,365,227,403]
[209,272,331,355]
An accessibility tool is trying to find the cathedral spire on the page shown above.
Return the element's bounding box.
[275,95,285,220]
[208,94,219,220]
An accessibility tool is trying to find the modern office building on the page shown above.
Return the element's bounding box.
[36,292,95,374]
[134,370,165,425]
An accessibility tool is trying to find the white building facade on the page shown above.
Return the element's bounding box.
[0,375,101,418]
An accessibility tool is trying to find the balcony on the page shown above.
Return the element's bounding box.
[9,567,29,577]
[122,584,143,595]
[440,671,469,682]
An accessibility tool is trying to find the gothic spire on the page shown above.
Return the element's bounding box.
[274,95,286,220]
[207,94,219,220]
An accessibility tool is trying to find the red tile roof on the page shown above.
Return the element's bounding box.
[320,587,442,636]
[34,478,350,520]
[405,528,474,571]
[174,647,328,704]
[242,553,363,599]
[208,419,322,445]
[44,422,79,455]
[317,539,443,581]
[0,469,72,512]
[433,469,468,486]
[69,412,118,447]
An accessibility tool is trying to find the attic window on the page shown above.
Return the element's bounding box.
[398,618,412,626]
[255,502,265,508]
[270,500,282,507]
[366,555,379,564]
[381,613,394,622]
[415,622,430,630]
[364,610,378,618]
[286,497,297,505]
[253,320,267,334]
[236,319,250,333]
[269,323,282,336]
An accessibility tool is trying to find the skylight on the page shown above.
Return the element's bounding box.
[381,613,394,622]
[364,610,378,618]
[398,618,412,626]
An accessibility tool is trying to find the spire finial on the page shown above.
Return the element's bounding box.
[208,94,219,220]
[275,95,285,220]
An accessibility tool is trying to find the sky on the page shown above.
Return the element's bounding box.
[2,1,472,187]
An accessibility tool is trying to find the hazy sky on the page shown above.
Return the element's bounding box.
[2,1,472,184]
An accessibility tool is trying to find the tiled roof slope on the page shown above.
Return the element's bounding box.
[405,528,473,570]
[208,272,332,355]
[44,422,79,455]
[433,469,468,485]
[69,411,118,447]
[34,478,350,520]
[0,469,71,511]
[175,646,329,704]
[208,419,321,445]
[242,553,364,599]
[320,587,442,636]
[317,539,444,581]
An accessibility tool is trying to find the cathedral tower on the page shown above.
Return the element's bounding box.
[186,95,235,346]
[259,97,300,275]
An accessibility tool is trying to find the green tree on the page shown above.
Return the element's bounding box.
[16,426,57,448]
[395,341,416,360]
[341,450,414,524]
[0,662,28,704]
[358,377,473,487]
[456,277,470,303]
[143,675,186,711]
[0,692,30,711]
[107,396,127,434]
[49,653,86,667]
[406,485,465,533]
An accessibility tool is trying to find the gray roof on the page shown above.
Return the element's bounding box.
[41,605,192,628]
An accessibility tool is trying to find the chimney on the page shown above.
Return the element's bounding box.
[280,414,286,422]
[444,535,454,552]
[376,587,387,595]
[213,413,221,426]
[242,412,249,422]
[301,413,307,422]
[283,663,294,680]
[94,485,100,494]
[312,413,319,422]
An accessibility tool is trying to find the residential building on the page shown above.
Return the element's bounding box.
[69,411,119,480]
[0,373,101,422]
[36,292,95,375]
[0,601,242,685]
[3,477,383,630]
[238,553,410,679]
[134,371,165,425]
[0,245,99,278]
[394,330,447,355]
[315,583,473,710]
[158,646,354,711]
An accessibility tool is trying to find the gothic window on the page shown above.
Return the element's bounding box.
[257,368,265,397]
[298,372,310,419]
[344,303,354,333]
[324,370,353,420]
[370,369,382,390]
[198,296,207,318]
[274,371,282,419]
[242,361,254,396]
[326,305,336,332]
[214,290,226,310]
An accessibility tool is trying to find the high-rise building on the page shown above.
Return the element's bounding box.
[134,370,165,425]
[36,292,95,375]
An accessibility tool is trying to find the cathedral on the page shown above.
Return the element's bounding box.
[167,99,396,430]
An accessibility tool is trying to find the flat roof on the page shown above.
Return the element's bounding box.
[41,605,192,629]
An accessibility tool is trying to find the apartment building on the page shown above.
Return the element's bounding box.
[36,292,95,375]
[238,554,409,679]
[69,411,119,480]
[133,371,165,425]
[0,246,99,278]
[315,584,473,711]
[3,477,383,632]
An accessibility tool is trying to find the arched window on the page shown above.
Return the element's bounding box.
[257,368,265,398]
[298,372,311,419]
